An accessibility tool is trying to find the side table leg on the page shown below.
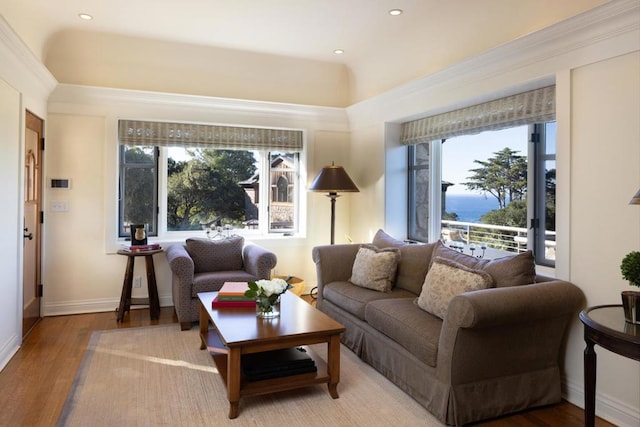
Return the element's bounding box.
[145,255,160,320]
[117,256,135,322]
[584,336,596,427]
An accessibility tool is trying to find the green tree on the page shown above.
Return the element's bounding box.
[480,199,527,227]
[463,147,527,209]
[167,149,256,230]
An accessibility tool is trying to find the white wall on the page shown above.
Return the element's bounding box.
[44,85,351,315]
[564,51,640,422]
[0,79,21,369]
[346,2,640,425]
[0,16,56,368]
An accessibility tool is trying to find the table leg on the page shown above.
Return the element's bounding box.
[327,333,341,399]
[227,348,241,419]
[584,335,596,427]
[144,255,160,319]
[199,303,208,350]
[117,256,135,322]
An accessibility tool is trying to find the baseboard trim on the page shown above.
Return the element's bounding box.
[564,377,640,427]
[0,332,20,372]
[43,295,174,317]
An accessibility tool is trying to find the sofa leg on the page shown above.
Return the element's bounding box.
[180,321,191,331]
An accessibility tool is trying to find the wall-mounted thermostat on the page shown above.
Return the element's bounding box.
[50,178,71,189]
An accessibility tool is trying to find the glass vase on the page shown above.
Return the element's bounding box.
[256,295,281,318]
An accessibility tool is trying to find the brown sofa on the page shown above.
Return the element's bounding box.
[166,236,277,330]
[312,230,583,426]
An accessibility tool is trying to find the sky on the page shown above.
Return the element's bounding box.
[442,125,529,195]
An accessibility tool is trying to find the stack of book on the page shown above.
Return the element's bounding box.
[122,243,162,252]
[241,347,317,381]
[212,282,254,308]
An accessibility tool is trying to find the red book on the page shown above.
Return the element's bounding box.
[212,296,255,308]
[129,243,161,252]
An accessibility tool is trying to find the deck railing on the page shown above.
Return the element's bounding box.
[441,220,556,259]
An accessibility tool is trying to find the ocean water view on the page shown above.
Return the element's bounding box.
[445,193,500,223]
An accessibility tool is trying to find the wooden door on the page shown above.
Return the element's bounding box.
[23,111,43,337]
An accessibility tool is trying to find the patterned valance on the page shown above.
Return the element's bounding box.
[400,86,555,145]
[118,120,303,152]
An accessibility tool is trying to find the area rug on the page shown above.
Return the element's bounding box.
[58,324,445,427]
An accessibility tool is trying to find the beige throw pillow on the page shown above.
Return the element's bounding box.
[349,244,400,292]
[416,257,493,319]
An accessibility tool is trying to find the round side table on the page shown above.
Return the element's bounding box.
[579,305,640,427]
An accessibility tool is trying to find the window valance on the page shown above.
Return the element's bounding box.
[118,120,303,152]
[400,85,555,145]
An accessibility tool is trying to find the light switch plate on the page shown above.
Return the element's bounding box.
[51,201,69,212]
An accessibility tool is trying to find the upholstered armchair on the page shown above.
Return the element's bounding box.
[166,236,277,330]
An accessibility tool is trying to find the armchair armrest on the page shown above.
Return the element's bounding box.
[166,244,194,286]
[243,243,277,279]
[437,280,584,384]
[312,244,360,301]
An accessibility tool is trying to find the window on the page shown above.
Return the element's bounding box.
[402,86,556,266]
[119,145,158,237]
[407,122,556,266]
[118,120,302,239]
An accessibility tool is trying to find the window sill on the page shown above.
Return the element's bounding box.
[107,231,307,254]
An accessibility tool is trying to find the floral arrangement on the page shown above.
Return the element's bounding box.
[244,278,292,316]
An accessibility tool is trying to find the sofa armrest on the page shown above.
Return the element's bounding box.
[312,244,360,301]
[243,243,277,279]
[437,279,584,384]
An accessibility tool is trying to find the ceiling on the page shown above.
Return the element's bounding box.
[1,0,610,102]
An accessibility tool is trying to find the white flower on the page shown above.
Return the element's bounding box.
[255,278,289,297]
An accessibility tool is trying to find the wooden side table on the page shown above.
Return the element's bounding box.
[116,248,163,322]
[579,305,640,427]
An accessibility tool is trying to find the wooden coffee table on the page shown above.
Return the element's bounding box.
[198,291,345,418]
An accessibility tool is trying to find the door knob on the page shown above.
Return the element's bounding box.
[23,228,33,240]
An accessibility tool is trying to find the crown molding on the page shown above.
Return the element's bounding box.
[48,84,350,132]
[0,15,57,99]
[347,0,640,126]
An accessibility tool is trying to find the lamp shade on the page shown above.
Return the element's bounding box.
[308,163,359,193]
[631,188,640,205]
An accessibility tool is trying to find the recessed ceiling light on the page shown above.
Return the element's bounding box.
[78,13,93,21]
[389,9,403,16]
[333,49,344,55]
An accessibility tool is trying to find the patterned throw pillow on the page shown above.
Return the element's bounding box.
[185,236,244,273]
[416,256,493,319]
[349,244,400,292]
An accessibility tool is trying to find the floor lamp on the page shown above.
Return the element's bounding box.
[308,162,359,299]
[309,162,360,244]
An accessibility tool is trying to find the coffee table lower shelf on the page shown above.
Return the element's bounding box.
[211,347,330,397]
[201,329,333,418]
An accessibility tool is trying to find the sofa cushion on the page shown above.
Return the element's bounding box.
[432,241,536,287]
[365,298,442,367]
[350,244,400,292]
[395,243,436,295]
[372,228,405,248]
[191,270,257,297]
[323,281,415,320]
[416,257,493,319]
[186,236,244,274]
[371,229,435,295]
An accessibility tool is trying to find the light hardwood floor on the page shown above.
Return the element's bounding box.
[0,301,614,427]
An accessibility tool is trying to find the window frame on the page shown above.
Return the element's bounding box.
[407,121,556,266]
[118,145,301,240]
[118,145,159,238]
